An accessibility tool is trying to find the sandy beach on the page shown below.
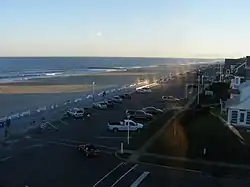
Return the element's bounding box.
[0,66,189,117]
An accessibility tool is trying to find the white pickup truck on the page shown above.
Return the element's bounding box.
[108,119,144,132]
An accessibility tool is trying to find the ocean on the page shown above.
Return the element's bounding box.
[0,57,213,83]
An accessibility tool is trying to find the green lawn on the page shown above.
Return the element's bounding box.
[235,128,250,146]
[125,110,176,150]
[210,106,227,121]
[148,109,250,165]
[140,155,250,178]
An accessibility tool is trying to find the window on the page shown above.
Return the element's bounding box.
[235,77,239,85]
[240,78,245,83]
[240,112,245,123]
[246,111,250,125]
[130,122,136,126]
[231,110,238,123]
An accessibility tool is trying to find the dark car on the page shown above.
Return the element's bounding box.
[78,144,100,157]
[142,107,163,115]
[119,93,131,99]
[125,110,153,121]
[105,100,115,108]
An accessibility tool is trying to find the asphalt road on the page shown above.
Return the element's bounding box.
[1,72,248,187]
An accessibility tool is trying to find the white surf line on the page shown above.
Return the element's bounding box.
[110,164,138,187]
[130,172,150,187]
[92,162,125,187]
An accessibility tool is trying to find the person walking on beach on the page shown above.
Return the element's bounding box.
[4,118,11,140]
[102,91,106,97]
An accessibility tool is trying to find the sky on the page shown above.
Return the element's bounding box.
[1,0,250,58]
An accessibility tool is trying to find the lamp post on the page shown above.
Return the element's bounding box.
[127,123,130,145]
[92,82,95,101]
[197,76,200,105]
[185,84,188,99]
[219,63,222,82]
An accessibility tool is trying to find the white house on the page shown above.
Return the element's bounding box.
[227,81,250,127]
[230,75,245,90]
[228,100,250,127]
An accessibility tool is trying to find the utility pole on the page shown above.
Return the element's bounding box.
[127,123,130,145]
[219,63,222,82]
[197,75,200,105]
[92,82,95,101]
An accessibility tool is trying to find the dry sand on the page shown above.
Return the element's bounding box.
[0,85,94,94]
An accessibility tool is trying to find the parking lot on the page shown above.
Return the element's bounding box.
[3,73,245,187]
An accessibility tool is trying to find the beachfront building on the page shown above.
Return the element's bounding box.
[224,56,250,126]
[224,56,248,108]
[227,81,250,127]
[245,56,250,79]
[223,57,246,77]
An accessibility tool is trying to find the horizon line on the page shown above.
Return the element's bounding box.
[0,55,223,60]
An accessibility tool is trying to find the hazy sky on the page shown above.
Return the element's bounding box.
[1,0,250,58]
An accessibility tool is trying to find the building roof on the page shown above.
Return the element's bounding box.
[246,56,250,67]
[239,80,250,90]
[224,58,245,68]
[224,58,246,75]
[230,95,250,110]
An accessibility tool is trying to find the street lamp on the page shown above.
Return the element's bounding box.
[197,76,200,105]
[92,82,95,101]
[127,123,130,145]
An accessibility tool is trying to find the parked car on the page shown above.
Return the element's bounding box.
[108,119,144,132]
[142,107,163,115]
[112,96,123,103]
[125,110,153,121]
[104,100,115,108]
[63,108,91,119]
[136,87,152,93]
[158,78,168,84]
[92,102,108,109]
[78,144,100,157]
[162,96,180,101]
[119,93,131,99]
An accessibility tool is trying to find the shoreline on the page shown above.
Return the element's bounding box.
[0,64,185,86]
